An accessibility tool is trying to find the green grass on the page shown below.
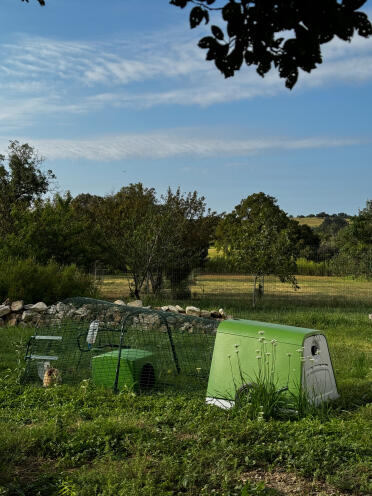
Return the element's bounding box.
[0,296,372,495]
[99,273,372,308]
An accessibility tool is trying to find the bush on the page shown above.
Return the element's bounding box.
[0,258,99,304]
[204,256,241,274]
[295,258,333,276]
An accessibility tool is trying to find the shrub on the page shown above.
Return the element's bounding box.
[204,256,241,274]
[295,258,333,276]
[0,258,99,304]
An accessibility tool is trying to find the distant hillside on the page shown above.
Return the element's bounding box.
[293,216,351,228]
[294,217,324,228]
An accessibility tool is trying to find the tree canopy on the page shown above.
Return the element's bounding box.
[215,192,300,305]
[170,0,372,88]
[0,141,55,237]
[331,200,372,276]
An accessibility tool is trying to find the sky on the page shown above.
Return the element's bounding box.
[0,0,371,216]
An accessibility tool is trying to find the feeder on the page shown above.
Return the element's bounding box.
[206,319,339,409]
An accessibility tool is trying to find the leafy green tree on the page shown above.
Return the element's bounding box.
[1,193,106,269]
[0,141,55,237]
[160,187,216,298]
[171,0,372,88]
[216,192,299,306]
[332,200,372,277]
[291,222,320,261]
[315,215,349,260]
[100,184,214,299]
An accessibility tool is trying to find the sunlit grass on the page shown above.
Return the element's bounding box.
[293,217,324,227]
[98,273,372,305]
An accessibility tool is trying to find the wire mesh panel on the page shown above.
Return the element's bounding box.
[23,297,218,395]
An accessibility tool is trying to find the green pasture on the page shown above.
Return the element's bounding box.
[0,291,372,495]
[99,273,372,307]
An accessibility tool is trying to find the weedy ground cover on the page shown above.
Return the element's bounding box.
[0,300,371,496]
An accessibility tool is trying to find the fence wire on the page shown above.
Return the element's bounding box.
[22,298,218,394]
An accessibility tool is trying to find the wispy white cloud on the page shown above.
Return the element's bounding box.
[0,25,371,129]
[1,132,365,162]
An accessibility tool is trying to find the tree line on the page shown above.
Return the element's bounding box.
[1,142,371,302]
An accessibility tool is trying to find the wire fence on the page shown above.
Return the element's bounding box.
[94,269,372,307]
[22,298,217,394]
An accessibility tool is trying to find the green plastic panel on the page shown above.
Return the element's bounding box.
[92,349,154,390]
[217,319,320,345]
[207,319,321,401]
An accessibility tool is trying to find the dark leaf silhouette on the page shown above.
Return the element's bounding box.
[170,0,372,88]
[22,0,45,5]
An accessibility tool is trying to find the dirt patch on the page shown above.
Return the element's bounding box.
[242,468,350,496]
[11,458,57,484]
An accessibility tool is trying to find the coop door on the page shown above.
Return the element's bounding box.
[302,334,339,405]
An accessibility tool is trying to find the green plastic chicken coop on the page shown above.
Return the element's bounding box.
[23,298,338,407]
[206,319,339,409]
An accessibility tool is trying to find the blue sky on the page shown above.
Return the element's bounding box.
[1,0,372,215]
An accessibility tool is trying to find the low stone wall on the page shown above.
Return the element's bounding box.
[0,298,230,328]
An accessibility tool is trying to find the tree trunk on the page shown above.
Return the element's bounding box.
[252,275,258,308]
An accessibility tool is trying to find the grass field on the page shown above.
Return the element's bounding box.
[1,275,371,495]
[293,217,325,228]
[99,273,372,307]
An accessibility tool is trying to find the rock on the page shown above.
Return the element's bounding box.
[114,299,126,306]
[161,305,169,312]
[22,310,37,322]
[6,315,20,327]
[210,310,220,318]
[56,302,68,313]
[74,306,89,317]
[31,302,48,313]
[0,305,11,318]
[112,313,122,323]
[175,305,185,313]
[47,305,58,315]
[24,304,35,310]
[200,310,211,319]
[127,300,143,307]
[168,305,180,313]
[2,298,10,306]
[369,314,372,321]
[11,300,24,312]
[180,322,193,333]
[186,306,201,317]
[133,313,161,329]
